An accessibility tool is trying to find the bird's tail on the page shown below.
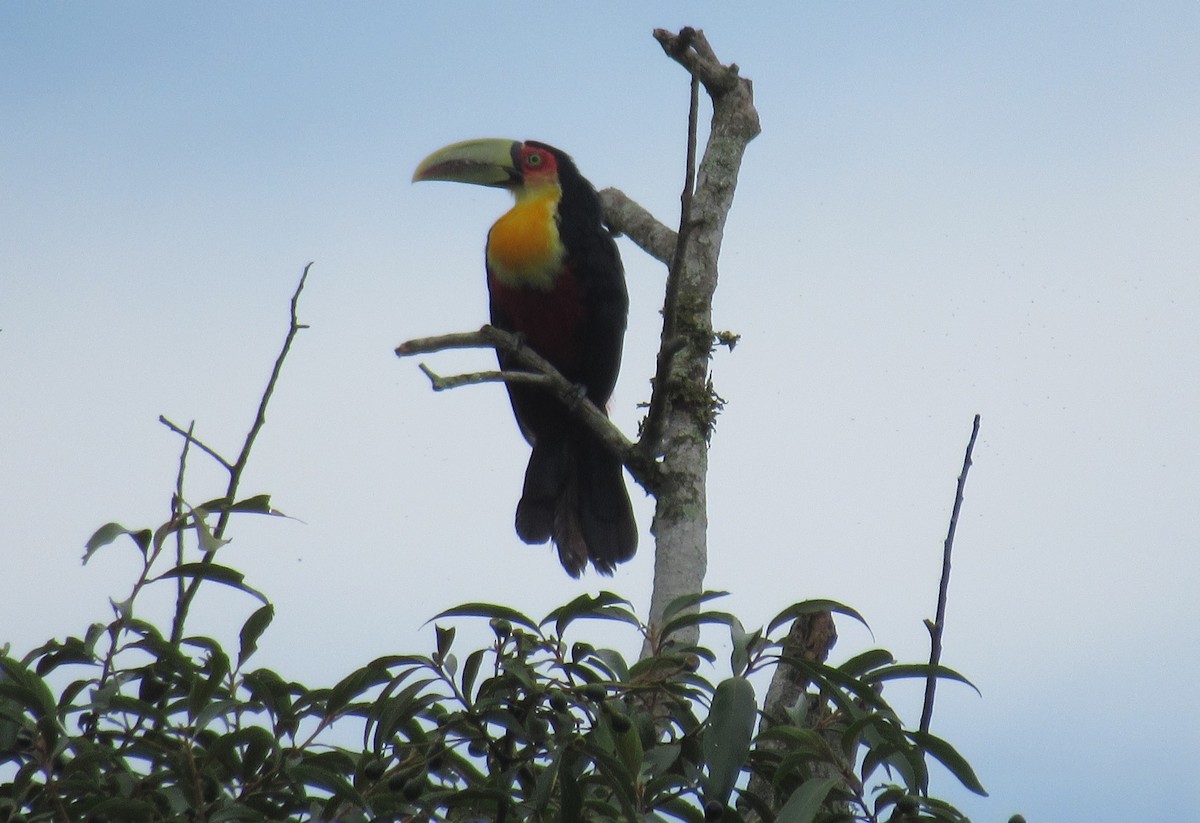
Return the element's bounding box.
[514,429,637,577]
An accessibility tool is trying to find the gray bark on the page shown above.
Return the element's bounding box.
[600,28,760,650]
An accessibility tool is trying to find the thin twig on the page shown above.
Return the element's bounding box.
[919,414,982,736]
[637,64,700,460]
[397,325,660,493]
[169,263,312,643]
[172,420,196,606]
[159,415,233,473]
[417,363,556,392]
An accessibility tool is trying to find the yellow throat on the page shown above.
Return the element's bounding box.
[486,184,565,290]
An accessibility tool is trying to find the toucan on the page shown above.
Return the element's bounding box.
[413,139,637,577]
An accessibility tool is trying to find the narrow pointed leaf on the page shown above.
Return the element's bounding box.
[775,776,841,823]
[866,663,980,696]
[909,730,988,796]
[151,563,268,605]
[431,603,539,632]
[238,604,275,667]
[768,599,870,636]
[838,648,895,677]
[703,675,757,806]
[661,590,729,625]
[82,522,151,564]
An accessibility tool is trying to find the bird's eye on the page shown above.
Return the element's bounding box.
[526,152,542,167]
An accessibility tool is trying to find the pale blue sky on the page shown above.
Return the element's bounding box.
[3,4,1198,820]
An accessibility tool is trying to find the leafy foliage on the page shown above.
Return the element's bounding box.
[0,499,985,822]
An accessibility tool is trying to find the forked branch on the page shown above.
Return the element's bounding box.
[165,263,312,643]
[397,326,660,494]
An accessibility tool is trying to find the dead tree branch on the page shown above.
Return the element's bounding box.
[158,415,233,473]
[920,414,982,735]
[637,27,760,648]
[598,188,677,265]
[168,263,312,644]
[396,326,660,494]
[638,66,700,462]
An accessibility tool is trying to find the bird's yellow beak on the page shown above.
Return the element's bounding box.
[412,138,522,187]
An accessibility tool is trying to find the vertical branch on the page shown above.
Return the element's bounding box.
[602,29,758,651]
[638,69,700,458]
[919,414,982,735]
[172,420,196,604]
[169,264,312,643]
[641,29,760,651]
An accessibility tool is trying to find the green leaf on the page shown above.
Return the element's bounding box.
[909,730,988,796]
[837,648,895,677]
[612,707,643,779]
[866,663,981,697]
[641,743,681,779]
[460,648,486,703]
[326,664,392,719]
[151,563,268,605]
[435,625,455,664]
[532,746,564,812]
[287,762,364,806]
[559,759,582,822]
[661,590,729,625]
[209,803,270,823]
[542,591,639,637]
[729,618,761,677]
[660,609,738,643]
[194,698,243,731]
[196,495,234,512]
[431,602,540,633]
[0,655,59,720]
[106,693,169,727]
[185,637,232,720]
[703,675,757,806]
[84,797,157,822]
[590,647,631,682]
[576,740,640,820]
[33,636,95,676]
[859,716,928,795]
[238,604,275,668]
[367,675,438,751]
[775,776,840,823]
[82,522,151,564]
[774,655,891,713]
[229,493,279,514]
[767,599,871,636]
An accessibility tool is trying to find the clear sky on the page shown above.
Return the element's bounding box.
[3,3,1198,820]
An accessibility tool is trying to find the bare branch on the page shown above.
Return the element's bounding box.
[396,325,660,494]
[919,414,982,735]
[170,420,195,606]
[654,28,759,126]
[641,28,759,650]
[598,187,677,266]
[158,415,234,473]
[637,72,700,462]
[417,363,557,393]
[170,263,312,644]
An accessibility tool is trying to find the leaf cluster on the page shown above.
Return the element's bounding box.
[0,504,987,822]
